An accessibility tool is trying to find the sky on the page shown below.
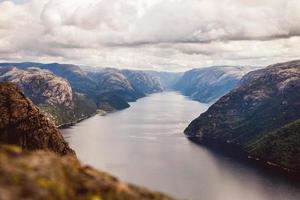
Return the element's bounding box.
[0,0,299,71]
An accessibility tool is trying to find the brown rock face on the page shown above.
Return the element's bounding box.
[0,82,175,200]
[0,82,74,155]
[0,145,174,200]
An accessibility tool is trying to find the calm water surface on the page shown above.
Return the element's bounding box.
[62,92,300,200]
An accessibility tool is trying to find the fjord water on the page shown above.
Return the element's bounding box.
[62,92,300,200]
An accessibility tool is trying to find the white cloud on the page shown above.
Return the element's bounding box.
[0,0,299,71]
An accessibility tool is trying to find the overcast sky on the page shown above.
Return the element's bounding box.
[0,0,299,71]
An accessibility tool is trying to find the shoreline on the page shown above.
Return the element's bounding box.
[57,113,96,129]
[186,136,300,181]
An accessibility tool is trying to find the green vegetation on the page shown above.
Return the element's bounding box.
[39,93,97,127]
[248,119,300,171]
[185,60,300,172]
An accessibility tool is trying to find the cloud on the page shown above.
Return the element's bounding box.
[0,0,299,71]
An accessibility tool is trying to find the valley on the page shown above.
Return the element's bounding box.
[0,60,299,200]
[62,92,300,200]
[1,1,299,199]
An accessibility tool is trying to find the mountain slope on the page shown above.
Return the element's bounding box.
[0,82,175,200]
[248,119,300,171]
[174,66,255,103]
[0,63,167,112]
[0,67,97,126]
[121,70,164,94]
[0,62,98,98]
[0,82,74,155]
[185,60,300,172]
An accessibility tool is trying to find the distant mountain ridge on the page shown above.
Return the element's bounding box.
[0,62,170,113]
[0,62,261,128]
[174,65,257,103]
[185,60,300,173]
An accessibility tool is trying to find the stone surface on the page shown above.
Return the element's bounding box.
[0,82,74,155]
[0,145,175,200]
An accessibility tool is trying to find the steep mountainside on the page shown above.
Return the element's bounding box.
[0,67,97,126]
[87,69,143,110]
[0,82,74,155]
[0,67,73,107]
[0,62,98,99]
[88,69,143,101]
[185,60,300,172]
[121,70,163,94]
[0,83,175,200]
[174,66,255,103]
[149,71,182,89]
[0,63,167,111]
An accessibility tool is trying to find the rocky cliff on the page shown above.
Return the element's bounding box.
[0,67,73,107]
[0,82,175,200]
[0,63,166,112]
[0,67,97,126]
[0,82,74,155]
[185,60,300,172]
[174,66,255,103]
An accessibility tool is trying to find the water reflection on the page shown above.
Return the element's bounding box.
[62,92,300,200]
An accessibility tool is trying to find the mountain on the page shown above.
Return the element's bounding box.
[0,63,167,111]
[121,70,164,94]
[185,60,300,172]
[0,82,74,155]
[0,62,98,98]
[141,71,182,90]
[88,69,144,100]
[174,66,256,103]
[0,82,175,200]
[0,67,97,126]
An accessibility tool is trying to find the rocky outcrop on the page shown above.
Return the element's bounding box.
[0,145,174,200]
[174,66,255,103]
[0,82,175,200]
[185,60,300,172]
[0,82,74,155]
[0,67,73,107]
[0,62,98,99]
[0,67,97,127]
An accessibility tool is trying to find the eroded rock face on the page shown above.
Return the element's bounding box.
[185,60,300,171]
[0,67,97,126]
[0,83,74,155]
[0,145,174,200]
[0,67,73,107]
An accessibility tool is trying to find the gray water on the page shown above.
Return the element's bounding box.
[62,92,300,200]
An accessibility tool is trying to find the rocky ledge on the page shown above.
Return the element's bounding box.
[0,145,174,200]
